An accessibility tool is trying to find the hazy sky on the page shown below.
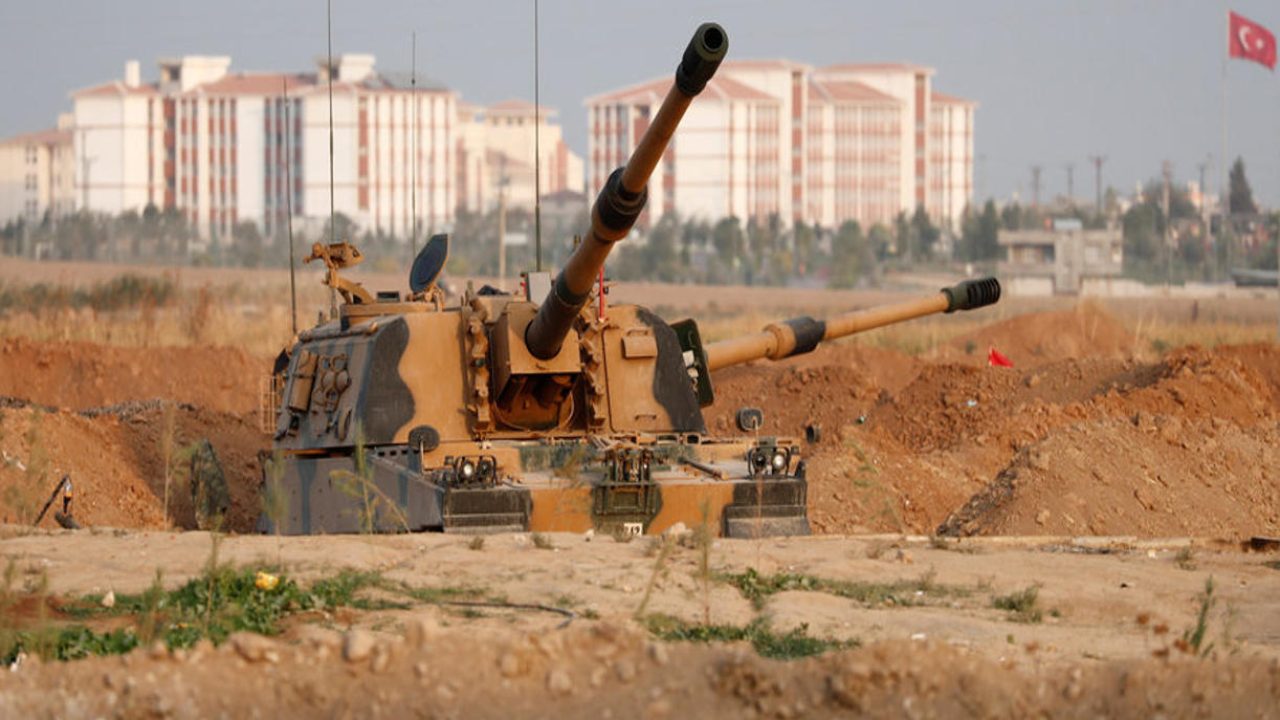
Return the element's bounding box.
[3,0,1279,205]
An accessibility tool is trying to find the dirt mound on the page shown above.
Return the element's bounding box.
[0,337,263,414]
[938,416,1280,537]
[707,343,921,438]
[709,324,1280,538]
[0,402,265,532]
[941,303,1137,368]
[2,621,1276,718]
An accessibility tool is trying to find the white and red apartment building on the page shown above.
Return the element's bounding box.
[585,60,974,232]
[0,114,76,226]
[63,56,581,243]
[455,99,584,215]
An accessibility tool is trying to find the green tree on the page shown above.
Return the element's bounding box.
[230,221,265,267]
[1229,157,1258,216]
[868,223,893,261]
[644,212,682,282]
[710,216,745,282]
[829,220,873,288]
[910,206,941,260]
[976,200,1001,260]
[792,221,815,276]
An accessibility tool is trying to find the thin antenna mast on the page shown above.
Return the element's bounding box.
[326,0,337,317]
[412,30,418,259]
[533,0,542,271]
[284,77,298,335]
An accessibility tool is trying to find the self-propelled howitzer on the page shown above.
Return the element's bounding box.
[261,23,1000,538]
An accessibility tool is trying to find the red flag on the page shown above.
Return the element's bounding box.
[987,347,1014,368]
[1229,11,1277,70]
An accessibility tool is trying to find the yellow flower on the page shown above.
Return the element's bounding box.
[254,571,280,591]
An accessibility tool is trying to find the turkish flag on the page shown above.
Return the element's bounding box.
[1229,11,1277,70]
[987,347,1014,368]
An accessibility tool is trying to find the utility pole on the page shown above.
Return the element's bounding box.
[80,154,96,215]
[1065,163,1075,206]
[1162,160,1173,287]
[1030,165,1042,208]
[1088,155,1106,220]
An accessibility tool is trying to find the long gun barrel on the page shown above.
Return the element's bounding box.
[704,278,1002,372]
[525,22,728,360]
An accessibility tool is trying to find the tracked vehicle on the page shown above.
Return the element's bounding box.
[262,23,1000,537]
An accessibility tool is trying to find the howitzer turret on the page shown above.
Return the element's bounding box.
[260,23,1002,539]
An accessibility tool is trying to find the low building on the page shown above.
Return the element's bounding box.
[997,219,1123,295]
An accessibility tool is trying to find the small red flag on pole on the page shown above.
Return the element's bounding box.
[987,347,1014,368]
[1229,11,1277,70]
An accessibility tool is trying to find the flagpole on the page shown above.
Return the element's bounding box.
[1221,5,1230,278]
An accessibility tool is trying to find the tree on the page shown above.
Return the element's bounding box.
[1121,202,1160,265]
[1229,157,1258,216]
[642,212,682,282]
[977,200,1001,260]
[231,221,265,267]
[1121,178,1202,275]
[710,216,745,282]
[829,220,875,288]
[910,206,941,259]
[892,212,910,261]
[792,221,815,276]
[868,223,893,261]
[321,212,359,244]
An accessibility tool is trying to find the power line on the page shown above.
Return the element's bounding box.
[411,30,418,260]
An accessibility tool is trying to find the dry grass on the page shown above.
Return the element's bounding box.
[0,258,1275,358]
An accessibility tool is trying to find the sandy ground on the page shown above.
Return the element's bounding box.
[0,529,1278,717]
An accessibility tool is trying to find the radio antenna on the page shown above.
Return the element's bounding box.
[325,0,337,318]
[283,76,298,335]
[411,30,418,260]
[533,0,542,271]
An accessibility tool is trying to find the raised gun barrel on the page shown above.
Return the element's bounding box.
[526,22,729,360]
[704,277,1002,371]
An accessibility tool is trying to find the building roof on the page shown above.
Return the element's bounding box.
[931,90,977,106]
[721,59,813,72]
[70,80,159,99]
[585,74,776,105]
[364,71,451,93]
[0,127,72,147]
[184,72,316,96]
[821,62,934,75]
[808,79,900,105]
[487,99,558,119]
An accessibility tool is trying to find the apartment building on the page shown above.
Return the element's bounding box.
[65,56,581,243]
[0,114,75,225]
[585,59,974,232]
[455,99,584,215]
